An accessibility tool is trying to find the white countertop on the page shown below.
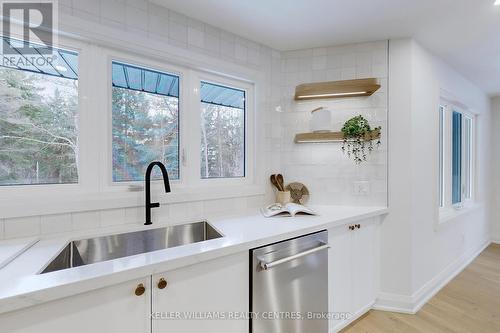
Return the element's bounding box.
[0,205,387,314]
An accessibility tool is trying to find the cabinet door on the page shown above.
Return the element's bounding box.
[0,277,151,333]
[328,225,353,331]
[351,220,378,314]
[152,252,248,333]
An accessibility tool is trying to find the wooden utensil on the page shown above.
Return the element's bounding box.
[276,174,285,191]
[270,174,281,191]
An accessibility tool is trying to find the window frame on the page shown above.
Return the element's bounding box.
[0,34,89,196]
[101,50,255,193]
[0,35,262,219]
[188,70,254,188]
[438,101,476,217]
[105,53,185,190]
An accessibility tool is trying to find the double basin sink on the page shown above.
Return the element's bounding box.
[41,221,223,274]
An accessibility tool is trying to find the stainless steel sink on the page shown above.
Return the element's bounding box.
[41,221,223,274]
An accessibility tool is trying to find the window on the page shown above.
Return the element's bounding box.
[463,116,473,200]
[439,104,474,209]
[451,111,462,205]
[0,37,79,186]
[200,81,245,179]
[111,61,179,182]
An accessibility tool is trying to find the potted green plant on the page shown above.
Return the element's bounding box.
[341,115,381,164]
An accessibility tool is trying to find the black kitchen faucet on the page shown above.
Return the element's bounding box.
[144,161,171,225]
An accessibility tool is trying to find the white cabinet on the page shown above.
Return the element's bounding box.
[0,277,151,333]
[328,218,380,332]
[151,252,248,333]
[0,253,249,333]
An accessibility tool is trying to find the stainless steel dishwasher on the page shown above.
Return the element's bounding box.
[251,230,329,333]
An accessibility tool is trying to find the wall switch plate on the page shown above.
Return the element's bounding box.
[353,181,370,196]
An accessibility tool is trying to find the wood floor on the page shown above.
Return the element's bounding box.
[341,244,500,333]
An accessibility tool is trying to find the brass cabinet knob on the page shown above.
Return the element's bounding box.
[135,283,146,296]
[157,278,168,290]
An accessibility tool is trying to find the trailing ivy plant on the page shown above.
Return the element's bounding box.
[341,115,381,164]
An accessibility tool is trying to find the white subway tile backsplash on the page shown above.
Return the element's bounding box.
[220,31,235,55]
[73,8,100,22]
[312,56,327,70]
[101,0,125,24]
[312,47,327,57]
[4,217,40,239]
[151,205,169,224]
[126,6,148,33]
[100,209,127,227]
[204,32,220,55]
[168,10,188,24]
[169,202,204,222]
[246,196,265,209]
[188,26,204,48]
[169,20,188,45]
[125,207,143,224]
[248,47,261,66]
[341,67,356,80]
[0,6,386,238]
[235,41,248,62]
[203,198,246,215]
[58,0,73,9]
[148,14,168,38]
[74,0,99,16]
[0,219,4,240]
[72,211,100,231]
[279,41,388,206]
[126,0,149,11]
[41,214,72,234]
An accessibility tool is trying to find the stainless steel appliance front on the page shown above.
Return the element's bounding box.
[251,230,329,333]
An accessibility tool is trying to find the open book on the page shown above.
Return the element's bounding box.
[261,203,317,217]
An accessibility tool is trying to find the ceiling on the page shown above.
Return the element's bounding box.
[153,0,500,95]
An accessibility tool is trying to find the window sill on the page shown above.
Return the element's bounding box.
[0,184,266,219]
[436,202,482,230]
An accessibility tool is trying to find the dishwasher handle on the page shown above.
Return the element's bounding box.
[258,242,330,270]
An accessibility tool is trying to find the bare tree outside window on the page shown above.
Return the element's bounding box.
[111,62,180,182]
[200,82,245,179]
[0,64,78,185]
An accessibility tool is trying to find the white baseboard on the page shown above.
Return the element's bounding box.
[330,301,374,333]
[491,238,500,245]
[373,239,491,314]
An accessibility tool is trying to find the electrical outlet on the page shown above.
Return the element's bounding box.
[353,181,370,196]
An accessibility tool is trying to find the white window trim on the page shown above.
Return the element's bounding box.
[0,37,264,219]
[0,36,91,196]
[437,99,477,227]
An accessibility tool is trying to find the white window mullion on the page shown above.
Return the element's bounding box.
[183,70,202,187]
[444,106,453,208]
[80,44,105,193]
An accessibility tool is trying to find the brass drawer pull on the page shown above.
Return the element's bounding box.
[158,278,168,290]
[135,283,146,296]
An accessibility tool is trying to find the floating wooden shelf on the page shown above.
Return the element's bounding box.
[294,129,381,143]
[294,78,380,101]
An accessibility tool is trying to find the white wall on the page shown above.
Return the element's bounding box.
[0,2,389,239]
[490,97,500,242]
[278,42,388,206]
[0,1,282,239]
[378,38,491,312]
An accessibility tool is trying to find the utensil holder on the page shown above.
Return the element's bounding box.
[276,191,291,205]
